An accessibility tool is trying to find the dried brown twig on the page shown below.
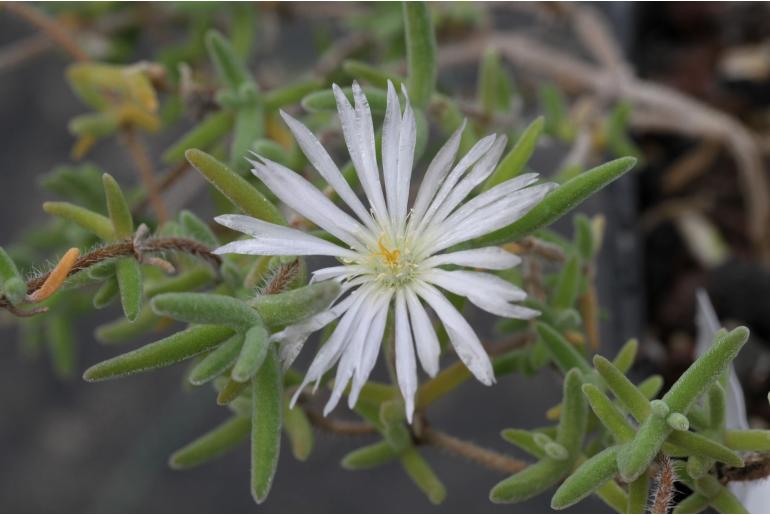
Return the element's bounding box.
[0,237,220,316]
[3,2,89,62]
[436,10,770,259]
[419,426,527,475]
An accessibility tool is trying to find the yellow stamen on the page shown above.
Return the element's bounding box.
[28,248,80,303]
[375,237,400,266]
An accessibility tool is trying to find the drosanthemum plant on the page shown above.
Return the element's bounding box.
[213,81,556,421]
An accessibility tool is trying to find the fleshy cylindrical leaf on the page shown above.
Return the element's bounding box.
[169,416,250,470]
[116,257,143,322]
[477,157,637,246]
[83,325,234,381]
[252,281,340,327]
[151,292,262,330]
[551,446,620,510]
[188,333,245,386]
[232,325,269,383]
[403,1,437,108]
[250,347,282,504]
[484,117,544,190]
[102,173,133,239]
[185,149,285,225]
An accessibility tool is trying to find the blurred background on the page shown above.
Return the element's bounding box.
[1,2,770,512]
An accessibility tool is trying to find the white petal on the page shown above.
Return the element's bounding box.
[214,214,358,258]
[414,134,497,235]
[333,83,388,226]
[311,265,365,282]
[395,84,416,229]
[410,120,466,224]
[404,287,440,377]
[279,110,377,231]
[413,281,495,386]
[423,247,521,270]
[466,293,540,319]
[437,173,540,232]
[250,157,373,250]
[349,289,393,407]
[382,81,401,221]
[290,287,369,407]
[324,288,382,415]
[394,290,417,422]
[274,289,357,369]
[423,269,527,302]
[426,183,556,253]
[428,135,507,227]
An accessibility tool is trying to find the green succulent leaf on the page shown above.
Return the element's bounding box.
[252,281,341,327]
[403,1,437,108]
[231,324,270,382]
[188,332,245,386]
[93,276,119,309]
[206,30,252,91]
[102,173,133,239]
[536,322,591,374]
[83,325,234,381]
[300,86,388,114]
[552,253,581,311]
[250,347,282,504]
[185,149,285,225]
[162,111,234,164]
[169,415,250,469]
[477,157,637,246]
[116,257,143,322]
[151,292,263,330]
[484,116,544,190]
[400,448,446,505]
[42,201,114,241]
[283,401,314,461]
[551,446,619,510]
[341,440,399,470]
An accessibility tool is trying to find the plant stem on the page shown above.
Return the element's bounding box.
[4,2,89,62]
[122,128,168,222]
[419,427,527,475]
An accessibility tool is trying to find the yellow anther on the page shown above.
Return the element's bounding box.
[375,237,400,266]
[28,247,80,303]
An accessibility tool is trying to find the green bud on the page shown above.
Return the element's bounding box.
[667,412,689,431]
[650,399,670,418]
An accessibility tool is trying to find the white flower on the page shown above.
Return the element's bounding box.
[213,81,555,421]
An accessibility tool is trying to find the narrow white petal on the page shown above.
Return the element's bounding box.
[467,294,540,319]
[410,120,466,224]
[404,287,440,377]
[423,269,526,302]
[429,135,507,227]
[414,134,497,235]
[413,281,495,386]
[214,214,357,258]
[290,287,370,407]
[423,247,521,270]
[395,84,416,228]
[275,290,357,370]
[325,289,381,415]
[394,290,418,422]
[426,183,556,253]
[213,238,354,259]
[382,81,401,220]
[279,110,377,231]
[349,289,393,408]
[311,265,365,282]
[437,173,540,232]
[334,83,388,225]
[250,157,373,250]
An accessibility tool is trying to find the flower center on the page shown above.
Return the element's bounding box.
[369,236,417,288]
